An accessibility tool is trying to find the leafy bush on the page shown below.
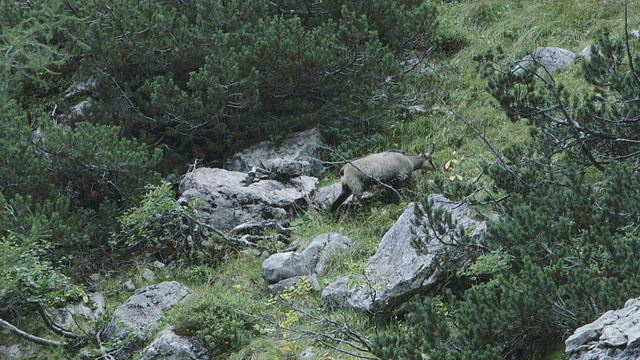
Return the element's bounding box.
[113,182,200,262]
[165,294,257,358]
[0,235,82,312]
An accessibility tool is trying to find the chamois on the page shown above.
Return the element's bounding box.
[330,150,435,212]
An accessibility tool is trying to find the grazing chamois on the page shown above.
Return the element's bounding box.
[330,149,435,212]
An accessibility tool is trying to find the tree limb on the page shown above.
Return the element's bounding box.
[0,316,72,347]
[434,92,528,187]
[38,307,80,339]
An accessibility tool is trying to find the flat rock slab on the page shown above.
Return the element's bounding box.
[179,167,317,230]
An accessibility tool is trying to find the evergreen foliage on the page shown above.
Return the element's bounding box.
[373,25,640,359]
[0,0,448,353]
[375,133,640,360]
[0,0,446,268]
[9,0,640,358]
[475,24,640,169]
[70,0,445,164]
[0,106,161,267]
[165,293,257,358]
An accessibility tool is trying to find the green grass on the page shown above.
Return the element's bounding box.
[212,1,640,358]
[128,1,640,357]
[5,1,639,358]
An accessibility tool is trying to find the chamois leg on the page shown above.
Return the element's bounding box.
[330,184,352,212]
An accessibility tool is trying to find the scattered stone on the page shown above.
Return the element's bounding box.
[577,45,593,60]
[124,279,136,291]
[141,268,156,282]
[262,251,312,284]
[405,105,428,114]
[54,292,105,331]
[89,273,104,284]
[64,77,97,101]
[302,233,351,276]
[267,275,322,295]
[154,261,166,269]
[262,233,352,285]
[566,297,640,360]
[513,47,576,75]
[140,327,209,360]
[300,346,317,359]
[0,344,31,359]
[102,281,196,359]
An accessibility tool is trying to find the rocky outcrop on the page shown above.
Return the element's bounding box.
[262,233,352,293]
[54,292,104,332]
[513,47,576,75]
[140,327,209,360]
[225,128,324,177]
[566,297,640,360]
[178,167,317,230]
[102,282,196,359]
[322,194,486,313]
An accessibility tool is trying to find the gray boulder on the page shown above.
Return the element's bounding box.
[304,232,352,276]
[577,45,594,60]
[225,128,324,177]
[179,167,317,230]
[566,297,640,360]
[262,251,312,284]
[514,47,576,75]
[140,327,209,360]
[267,275,322,294]
[102,281,196,359]
[322,194,486,313]
[312,183,343,210]
[54,292,104,331]
[0,344,33,360]
[262,233,352,286]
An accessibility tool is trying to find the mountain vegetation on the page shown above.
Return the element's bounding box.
[1,0,640,359]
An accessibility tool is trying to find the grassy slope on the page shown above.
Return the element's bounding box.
[169,1,640,359]
[7,1,638,359]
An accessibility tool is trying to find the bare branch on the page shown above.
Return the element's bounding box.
[0,316,72,347]
[434,92,528,187]
[38,308,81,339]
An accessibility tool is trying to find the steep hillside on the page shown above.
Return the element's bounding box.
[1,0,640,359]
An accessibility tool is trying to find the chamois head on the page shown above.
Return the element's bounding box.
[413,146,435,171]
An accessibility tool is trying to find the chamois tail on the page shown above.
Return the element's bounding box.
[330,185,352,212]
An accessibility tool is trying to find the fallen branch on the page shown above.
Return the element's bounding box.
[186,216,290,249]
[38,308,81,339]
[0,316,72,347]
